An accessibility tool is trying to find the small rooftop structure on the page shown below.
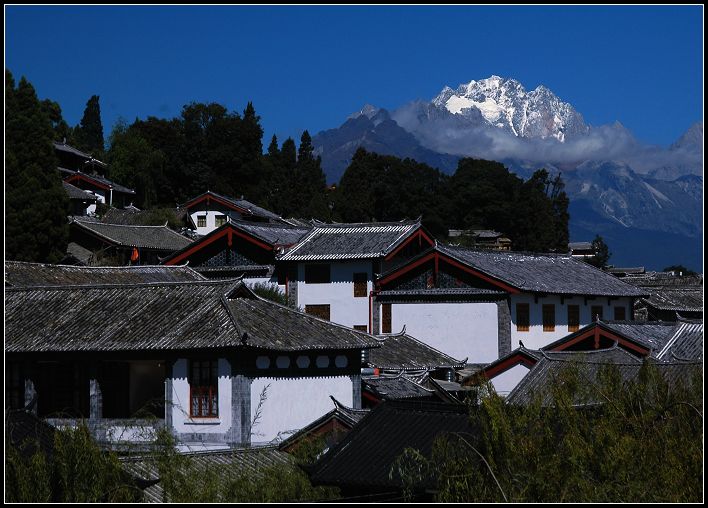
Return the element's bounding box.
[368,327,466,373]
[70,217,193,252]
[279,219,428,262]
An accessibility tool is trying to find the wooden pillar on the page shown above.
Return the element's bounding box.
[351,374,362,409]
[89,364,102,420]
[164,360,175,436]
[24,362,37,415]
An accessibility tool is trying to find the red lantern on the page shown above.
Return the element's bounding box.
[131,247,139,263]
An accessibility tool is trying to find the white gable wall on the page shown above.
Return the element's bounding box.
[387,302,499,363]
[510,294,633,350]
[189,208,235,236]
[250,376,353,444]
[296,260,372,329]
[489,363,531,396]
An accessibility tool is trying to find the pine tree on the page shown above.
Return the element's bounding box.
[5,71,70,263]
[73,95,105,159]
[293,131,329,219]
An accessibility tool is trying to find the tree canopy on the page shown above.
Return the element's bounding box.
[5,70,70,263]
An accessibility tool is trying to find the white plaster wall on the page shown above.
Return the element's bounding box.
[171,358,232,434]
[510,294,633,350]
[190,210,232,236]
[489,363,531,396]
[297,261,371,329]
[388,302,499,363]
[249,376,353,444]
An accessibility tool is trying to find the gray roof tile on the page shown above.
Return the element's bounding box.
[5,280,379,354]
[279,219,422,261]
[5,261,205,287]
[368,329,466,371]
[63,181,97,201]
[436,243,648,297]
[505,346,701,406]
[71,218,193,251]
[182,191,282,222]
[362,374,437,400]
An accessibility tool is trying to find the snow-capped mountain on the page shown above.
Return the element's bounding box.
[431,75,588,141]
[310,75,702,268]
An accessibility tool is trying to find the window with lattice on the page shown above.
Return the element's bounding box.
[516,303,530,332]
[197,215,207,228]
[305,304,330,321]
[382,304,392,333]
[542,304,555,332]
[567,305,580,332]
[353,272,368,297]
[614,306,626,320]
[190,360,218,417]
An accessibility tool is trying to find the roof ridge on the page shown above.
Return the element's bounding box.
[5,278,242,292]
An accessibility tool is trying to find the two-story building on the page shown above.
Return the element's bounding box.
[277,219,434,330]
[181,191,284,236]
[5,278,380,449]
[373,243,648,364]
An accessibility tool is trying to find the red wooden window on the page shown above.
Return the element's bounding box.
[567,305,580,332]
[305,304,331,321]
[382,304,392,334]
[591,305,604,322]
[190,360,218,417]
[516,303,530,332]
[353,272,368,297]
[542,304,555,332]
[614,306,626,320]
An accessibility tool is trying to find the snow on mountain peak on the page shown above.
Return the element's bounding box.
[432,76,588,142]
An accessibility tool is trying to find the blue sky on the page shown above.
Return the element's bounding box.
[5,5,703,148]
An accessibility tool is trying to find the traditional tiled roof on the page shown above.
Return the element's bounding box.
[434,243,647,297]
[227,219,311,246]
[64,169,135,195]
[65,242,94,265]
[277,396,369,451]
[368,328,466,371]
[53,141,96,160]
[599,320,681,353]
[279,219,422,261]
[182,191,282,222]
[308,400,472,491]
[101,207,189,227]
[461,346,542,386]
[568,241,593,251]
[623,271,703,288]
[5,261,205,287]
[376,287,507,302]
[121,446,293,503]
[505,347,701,406]
[70,217,193,251]
[6,280,380,354]
[226,293,379,351]
[654,320,703,361]
[641,288,703,313]
[362,373,437,400]
[63,181,97,201]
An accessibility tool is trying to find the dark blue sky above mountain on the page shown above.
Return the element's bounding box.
[5,5,703,148]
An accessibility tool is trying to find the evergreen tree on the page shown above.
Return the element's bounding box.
[40,99,72,143]
[293,130,329,219]
[588,234,611,268]
[5,70,70,263]
[73,95,105,159]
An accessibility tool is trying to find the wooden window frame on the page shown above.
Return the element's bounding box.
[305,304,331,321]
[567,304,580,332]
[197,215,207,228]
[614,306,626,321]
[305,264,331,284]
[382,303,392,334]
[214,214,227,228]
[542,304,555,332]
[353,272,368,298]
[516,303,530,332]
[190,359,219,418]
[591,305,604,322]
